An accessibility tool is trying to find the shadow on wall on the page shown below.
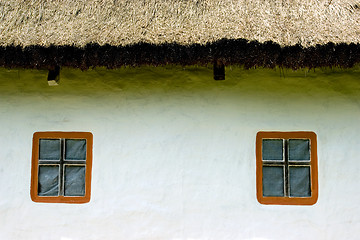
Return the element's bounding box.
[0,65,360,119]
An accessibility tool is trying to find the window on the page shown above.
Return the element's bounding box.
[31,132,93,203]
[256,131,318,205]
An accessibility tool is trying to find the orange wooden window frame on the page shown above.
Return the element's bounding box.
[256,131,318,205]
[31,132,93,203]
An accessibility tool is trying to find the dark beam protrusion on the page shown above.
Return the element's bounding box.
[213,60,225,80]
[47,66,60,86]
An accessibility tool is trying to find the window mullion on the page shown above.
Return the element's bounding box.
[284,139,289,197]
[59,138,65,196]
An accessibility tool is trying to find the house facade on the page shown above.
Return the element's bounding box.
[1,0,360,239]
[0,66,359,239]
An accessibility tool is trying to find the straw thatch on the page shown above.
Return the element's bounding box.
[0,0,360,69]
[1,0,360,47]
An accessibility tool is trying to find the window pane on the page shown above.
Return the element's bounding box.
[38,165,59,196]
[64,166,85,196]
[263,166,284,197]
[289,167,311,197]
[65,139,86,160]
[39,139,60,160]
[289,139,310,161]
[262,139,283,160]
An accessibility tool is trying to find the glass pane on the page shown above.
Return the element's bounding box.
[289,139,310,161]
[64,166,86,196]
[65,139,86,160]
[39,139,60,160]
[262,139,283,160]
[38,165,59,196]
[263,166,284,197]
[289,167,311,197]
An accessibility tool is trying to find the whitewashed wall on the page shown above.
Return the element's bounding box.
[0,66,359,240]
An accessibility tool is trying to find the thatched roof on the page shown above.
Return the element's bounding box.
[1,0,360,69]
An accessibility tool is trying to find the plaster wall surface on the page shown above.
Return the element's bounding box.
[0,66,359,240]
